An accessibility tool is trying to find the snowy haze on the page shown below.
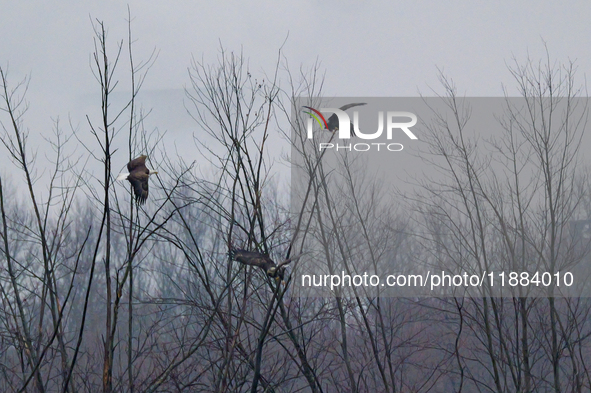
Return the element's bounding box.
[1,1,591,195]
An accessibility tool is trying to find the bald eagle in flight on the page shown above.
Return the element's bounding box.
[116,155,158,204]
[229,248,294,283]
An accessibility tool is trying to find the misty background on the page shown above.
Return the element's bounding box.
[2,2,591,392]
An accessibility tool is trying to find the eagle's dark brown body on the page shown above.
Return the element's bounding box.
[229,248,287,281]
[117,155,158,204]
[127,155,150,204]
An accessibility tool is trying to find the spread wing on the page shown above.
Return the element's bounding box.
[128,172,149,204]
[127,155,147,172]
[230,248,275,270]
[275,252,303,269]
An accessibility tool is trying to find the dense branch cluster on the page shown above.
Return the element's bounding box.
[0,19,590,393]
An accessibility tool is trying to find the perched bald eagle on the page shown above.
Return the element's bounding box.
[116,155,158,204]
[229,248,293,282]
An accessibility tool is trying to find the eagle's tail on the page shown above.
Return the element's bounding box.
[116,172,129,181]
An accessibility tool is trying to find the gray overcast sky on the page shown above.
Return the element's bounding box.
[4,1,591,106]
[2,1,591,192]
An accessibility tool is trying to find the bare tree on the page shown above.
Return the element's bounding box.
[4,13,591,393]
[417,53,591,392]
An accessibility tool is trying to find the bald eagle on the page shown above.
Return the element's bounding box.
[116,155,158,204]
[229,248,293,282]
